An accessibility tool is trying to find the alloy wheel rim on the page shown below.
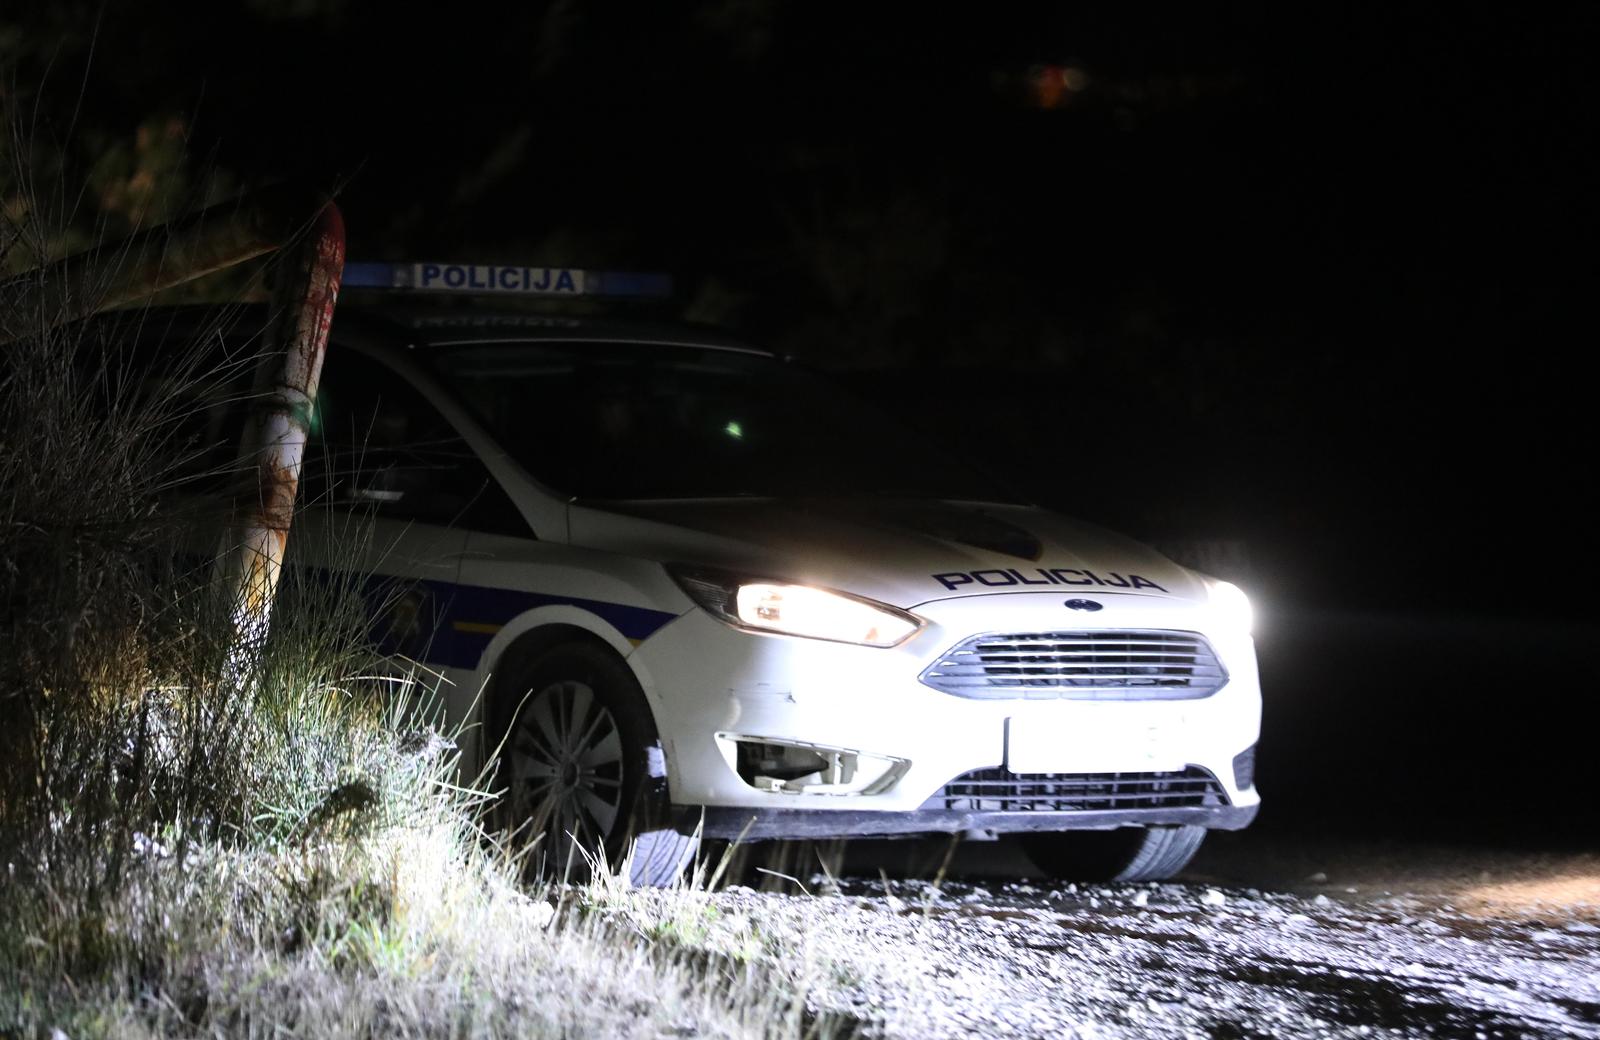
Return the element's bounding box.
[509,679,625,870]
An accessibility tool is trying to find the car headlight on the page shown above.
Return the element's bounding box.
[669,567,924,648]
[1207,579,1254,634]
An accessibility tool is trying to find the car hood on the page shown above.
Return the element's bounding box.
[567,497,1205,608]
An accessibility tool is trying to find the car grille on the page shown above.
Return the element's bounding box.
[919,629,1227,699]
[928,766,1228,812]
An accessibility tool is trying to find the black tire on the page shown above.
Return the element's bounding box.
[493,641,697,887]
[1021,825,1207,882]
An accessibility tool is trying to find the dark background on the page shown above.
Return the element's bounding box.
[4,4,1594,844]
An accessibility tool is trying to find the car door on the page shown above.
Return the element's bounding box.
[297,346,525,680]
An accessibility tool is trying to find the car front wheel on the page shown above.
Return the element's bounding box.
[497,642,696,887]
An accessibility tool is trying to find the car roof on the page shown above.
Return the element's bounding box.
[99,303,776,358]
[344,306,775,357]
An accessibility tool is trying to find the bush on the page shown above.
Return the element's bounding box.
[0,142,836,1039]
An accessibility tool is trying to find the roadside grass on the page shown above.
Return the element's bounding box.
[0,182,844,1037]
[2,735,839,1038]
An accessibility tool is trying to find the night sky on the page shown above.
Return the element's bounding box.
[5,4,1594,837]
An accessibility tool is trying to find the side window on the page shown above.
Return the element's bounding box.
[305,351,528,536]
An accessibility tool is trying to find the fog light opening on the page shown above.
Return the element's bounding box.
[722,735,905,795]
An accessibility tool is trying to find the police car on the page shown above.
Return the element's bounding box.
[174,262,1263,886]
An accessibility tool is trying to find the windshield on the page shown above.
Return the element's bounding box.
[419,341,1022,503]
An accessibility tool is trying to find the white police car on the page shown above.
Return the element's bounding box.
[196,263,1264,885]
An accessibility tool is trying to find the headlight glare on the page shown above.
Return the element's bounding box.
[670,567,922,648]
[1208,579,1254,634]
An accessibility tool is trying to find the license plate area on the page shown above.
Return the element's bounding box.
[1005,706,1188,774]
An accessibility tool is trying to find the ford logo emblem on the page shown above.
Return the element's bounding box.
[1065,599,1103,612]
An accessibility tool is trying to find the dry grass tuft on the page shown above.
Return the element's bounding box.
[1,133,843,1038]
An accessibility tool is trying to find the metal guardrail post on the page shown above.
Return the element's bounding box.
[223,202,345,647]
[0,186,345,648]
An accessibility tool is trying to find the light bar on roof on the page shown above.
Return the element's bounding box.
[342,262,671,298]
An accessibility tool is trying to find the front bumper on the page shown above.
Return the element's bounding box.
[628,589,1262,825]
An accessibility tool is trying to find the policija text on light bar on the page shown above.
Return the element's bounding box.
[341,262,673,299]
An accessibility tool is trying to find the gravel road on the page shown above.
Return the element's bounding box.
[679,841,1600,1039]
